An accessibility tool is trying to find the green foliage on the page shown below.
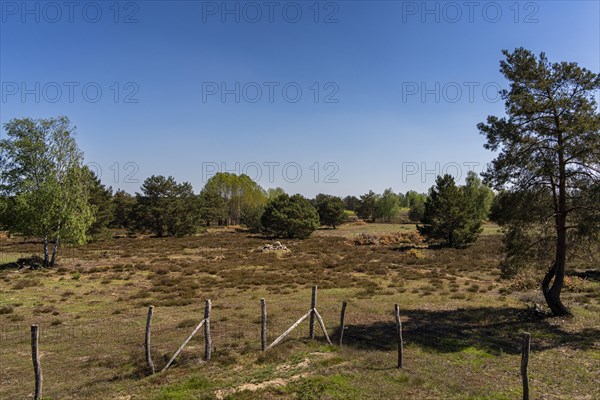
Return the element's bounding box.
[404,190,427,208]
[491,190,556,278]
[478,48,600,315]
[0,116,94,265]
[315,193,346,228]
[343,195,360,211]
[0,196,8,230]
[374,188,400,222]
[260,193,319,239]
[287,375,358,400]
[240,202,264,232]
[134,175,199,237]
[356,190,379,222]
[408,201,425,222]
[198,186,227,226]
[83,167,114,240]
[110,190,136,229]
[267,187,286,200]
[355,190,411,222]
[201,173,267,226]
[405,190,428,222]
[464,172,494,221]
[418,175,483,248]
[155,376,214,400]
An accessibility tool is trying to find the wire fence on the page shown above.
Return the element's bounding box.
[1,289,537,400]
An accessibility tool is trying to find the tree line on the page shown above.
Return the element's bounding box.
[0,116,492,251]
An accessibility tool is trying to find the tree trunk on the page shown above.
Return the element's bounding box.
[542,216,570,316]
[42,236,49,268]
[543,130,571,317]
[543,258,570,316]
[49,237,60,267]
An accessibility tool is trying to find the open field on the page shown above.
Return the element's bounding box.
[314,222,501,238]
[1,224,599,399]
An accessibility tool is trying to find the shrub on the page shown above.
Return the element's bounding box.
[504,271,542,291]
[12,278,42,290]
[260,194,319,239]
[240,204,264,232]
[350,231,423,246]
[0,305,14,315]
[314,194,347,228]
[408,201,425,222]
[406,248,427,259]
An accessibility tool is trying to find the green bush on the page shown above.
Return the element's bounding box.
[315,194,346,228]
[260,194,319,239]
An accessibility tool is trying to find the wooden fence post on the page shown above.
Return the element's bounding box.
[204,299,212,361]
[309,286,317,339]
[31,325,42,400]
[339,301,347,347]
[394,304,403,369]
[521,332,531,400]
[145,306,155,375]
[260,298,267,351]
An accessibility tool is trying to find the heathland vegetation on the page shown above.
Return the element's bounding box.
[0,48,599,399]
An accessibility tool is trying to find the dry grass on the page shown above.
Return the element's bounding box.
[0,224,599,399]
[348,231,424,246]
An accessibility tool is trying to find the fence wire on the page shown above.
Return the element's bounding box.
[1,297,532,399]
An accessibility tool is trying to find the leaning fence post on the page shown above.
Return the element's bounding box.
[31,325,42,400]
[204,299,212,361]
[145,306,155,375]
[309,286,317,339]
[521,332,531,400]
[394,304,403,369]
[339,301,347,346]
[260,298,267,351]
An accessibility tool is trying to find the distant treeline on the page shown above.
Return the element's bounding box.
[0,116,494,253]
[0,171,434,239]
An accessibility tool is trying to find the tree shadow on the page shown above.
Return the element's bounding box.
[390,244,424,251]
[0,255,46,271]
[335,306,600,355]
[569,270,600,282]
[0,262,18,271]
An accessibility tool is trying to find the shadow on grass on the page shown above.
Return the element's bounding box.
[0,255,47,271]
[334,306,600,355]
[569,270,600,282]
[0,262,18,271]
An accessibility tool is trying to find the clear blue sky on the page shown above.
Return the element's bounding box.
[1,1,598,197]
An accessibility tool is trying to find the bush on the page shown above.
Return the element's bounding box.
[349,231,424,246]
[240,204,264,232]
[260,194,319,239]
[408,201,425,222]
[315,194,346,228]
[0,305,14,315]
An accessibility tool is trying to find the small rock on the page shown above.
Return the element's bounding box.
[260,242,289,252]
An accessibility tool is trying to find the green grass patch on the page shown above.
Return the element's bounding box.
[155,376,215,400]
[286,374,358,400]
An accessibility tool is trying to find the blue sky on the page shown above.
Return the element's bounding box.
[1,0,598,197]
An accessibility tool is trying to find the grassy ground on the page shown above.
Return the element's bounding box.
[0,224,599,399]
[315,222,500,238]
